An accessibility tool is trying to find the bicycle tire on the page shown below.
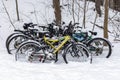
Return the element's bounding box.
[6,34,30,54]
[15,40,42,61]
[6,33,20,49]
[6,30,27,46]
[63,43,89,64]
[87,37,112,58]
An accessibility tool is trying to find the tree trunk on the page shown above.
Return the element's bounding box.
[72,0,75,23]
[103,0,109,39]
[15,0,20,21]
[109,0,114,9]
[53,0,61,25]
[95,0,101,17]
[83,0,87,29]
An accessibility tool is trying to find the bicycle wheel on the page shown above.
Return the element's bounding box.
[6,34,30,54]
[6,33,20,50]
[6,30,26,46]
[15,41,44,62]
[63,43,89,63]
[87,38,112,58]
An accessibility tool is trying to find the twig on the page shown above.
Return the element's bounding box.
[72,0,75,23]
[92,13,98,31]
[90,22,111,33]
[26,2,39,24]
[2,0,16,29]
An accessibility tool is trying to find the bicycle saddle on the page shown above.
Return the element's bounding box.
[89,31,97,35]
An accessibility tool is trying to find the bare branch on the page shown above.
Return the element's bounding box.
[2,0,16,29]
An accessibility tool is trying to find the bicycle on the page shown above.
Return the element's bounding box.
[6,22,55,54]
[6,23,39,54]
[72,29,112,58]
[6,23,37,46]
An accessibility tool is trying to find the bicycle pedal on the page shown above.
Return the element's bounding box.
[39,56,45,62]
[28,56,33,62]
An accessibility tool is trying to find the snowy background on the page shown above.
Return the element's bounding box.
[0,0,120,80]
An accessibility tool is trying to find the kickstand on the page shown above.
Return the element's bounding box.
[90,53,93,64]
[54,53,58,63]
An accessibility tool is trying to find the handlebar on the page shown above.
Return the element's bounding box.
[68,21,80,28]
[89,31,97,35]
[73,23,79,26]
[39,26,48,31]
[23,22,37,29]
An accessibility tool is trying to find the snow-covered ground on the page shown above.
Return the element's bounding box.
[0,0,120,80]
[0,42,120,80]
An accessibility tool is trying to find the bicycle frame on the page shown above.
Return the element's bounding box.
[73,32,93,43]
[43,35,71,54]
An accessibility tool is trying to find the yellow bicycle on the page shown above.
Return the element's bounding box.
[15,34,89,63]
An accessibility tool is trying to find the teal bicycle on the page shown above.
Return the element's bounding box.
[73,30,112,58]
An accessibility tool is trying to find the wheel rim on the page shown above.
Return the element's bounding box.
[89,39,110,58]
[8,36,28,54]
[65,44,89,63]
